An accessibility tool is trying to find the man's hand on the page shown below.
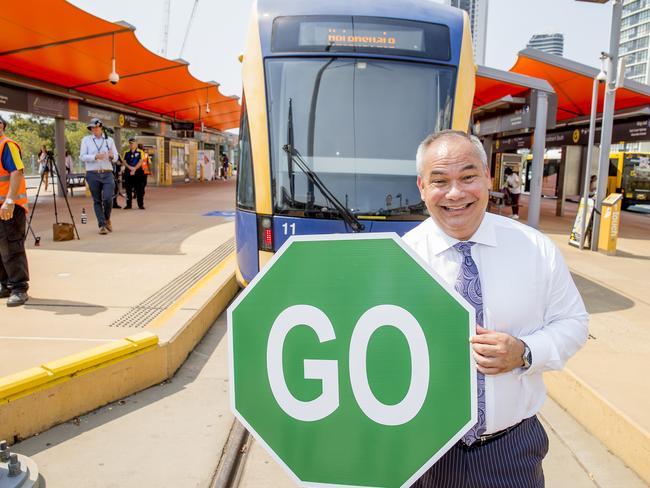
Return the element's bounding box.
[0,201,15,220]
[470,325,525,375]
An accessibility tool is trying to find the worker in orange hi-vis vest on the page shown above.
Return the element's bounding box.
[0,115,30,307]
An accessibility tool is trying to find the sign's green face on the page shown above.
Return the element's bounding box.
[228,234,475,488]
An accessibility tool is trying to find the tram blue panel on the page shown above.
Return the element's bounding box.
[236,210,259,283]
[273,215,422,250]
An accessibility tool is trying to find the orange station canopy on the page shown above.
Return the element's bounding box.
[510,48,650,122]
[0,0,240,131]
[475,64,554,113]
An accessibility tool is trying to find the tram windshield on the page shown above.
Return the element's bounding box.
[266,57,455,218]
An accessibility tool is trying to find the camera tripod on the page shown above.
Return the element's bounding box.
[25,154,80,243]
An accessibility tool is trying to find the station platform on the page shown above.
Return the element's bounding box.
[0,180,239,445]
[0,184,648,486]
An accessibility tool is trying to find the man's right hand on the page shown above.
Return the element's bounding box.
[0,201,15,220]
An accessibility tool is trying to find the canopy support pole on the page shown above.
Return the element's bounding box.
[528,90,549,229]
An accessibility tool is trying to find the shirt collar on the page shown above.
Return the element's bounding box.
[425,212,498,256]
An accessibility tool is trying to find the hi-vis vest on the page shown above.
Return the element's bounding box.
[142,152,151,175]
[0,136,28,212]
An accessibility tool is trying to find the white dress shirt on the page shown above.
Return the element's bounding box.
[402,213,588,434]
[79,134,117,172]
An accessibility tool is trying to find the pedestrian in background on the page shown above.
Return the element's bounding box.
[404,130,588,488]
[79,118,117,234]
[0,115,30,307]
[220,152,229,180]
[64,149,73,174]
[504,166,522,220]
[38,144,50,191]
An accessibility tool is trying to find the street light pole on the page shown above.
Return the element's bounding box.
[579,55,607,250]
[591,0,623,251]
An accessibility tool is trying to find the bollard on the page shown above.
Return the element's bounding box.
[7,454,21,477]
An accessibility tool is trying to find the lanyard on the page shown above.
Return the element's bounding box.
[91,137,106,153]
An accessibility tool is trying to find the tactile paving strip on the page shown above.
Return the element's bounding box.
[108,238,234,328]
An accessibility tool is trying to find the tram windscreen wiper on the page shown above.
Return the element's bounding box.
[281,144,364,232]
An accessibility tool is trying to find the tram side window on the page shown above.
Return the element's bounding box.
[237,104,255,210]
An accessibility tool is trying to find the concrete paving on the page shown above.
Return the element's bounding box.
[13,314,234,488]
[0,180,237,377]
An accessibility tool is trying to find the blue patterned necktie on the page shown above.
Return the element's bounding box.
[453,241,486,445]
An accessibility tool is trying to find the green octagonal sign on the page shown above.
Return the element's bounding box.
[228,234,476,488]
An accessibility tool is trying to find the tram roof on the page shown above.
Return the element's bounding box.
[255,0,464,24]
[510,48,650,122]
[0,0,240,130]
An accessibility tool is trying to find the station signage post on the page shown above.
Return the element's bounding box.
[228,234,476,488]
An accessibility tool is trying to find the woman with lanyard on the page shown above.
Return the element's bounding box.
[79,118,118,234]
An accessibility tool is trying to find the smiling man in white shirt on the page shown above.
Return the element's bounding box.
[404,130,588,488]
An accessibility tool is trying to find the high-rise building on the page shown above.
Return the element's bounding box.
[445,0,489,65]
[527,33,564,56]
[619,0,650,84]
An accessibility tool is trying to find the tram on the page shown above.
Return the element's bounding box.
[608,152,650,209]
[235,0,476,284]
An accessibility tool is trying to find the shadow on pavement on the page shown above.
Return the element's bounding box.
[571,273,635,314]
[24,299,108,316]
[612,250,650,261]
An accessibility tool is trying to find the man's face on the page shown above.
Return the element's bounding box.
[129,142,137,151]
[91,126,103,138]
[417,136,491,241]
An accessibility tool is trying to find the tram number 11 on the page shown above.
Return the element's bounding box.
[282,223,296,236]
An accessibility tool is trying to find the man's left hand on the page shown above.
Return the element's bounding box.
[470,325,525,375]
[0,202,15,220]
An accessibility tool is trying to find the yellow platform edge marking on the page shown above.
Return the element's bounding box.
[146,252,236,329]
[0,332,159,404]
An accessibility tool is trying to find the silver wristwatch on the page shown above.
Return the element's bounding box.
[4,197,14,205]
[521,341,532,370]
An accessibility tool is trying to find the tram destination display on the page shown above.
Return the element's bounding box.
[272,16,451,60]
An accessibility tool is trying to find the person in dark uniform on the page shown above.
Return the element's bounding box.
[122,138,146,210]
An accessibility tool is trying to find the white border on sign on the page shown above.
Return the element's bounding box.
[227,232,478,488]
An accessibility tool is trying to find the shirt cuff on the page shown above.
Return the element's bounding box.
[516,331,556,376]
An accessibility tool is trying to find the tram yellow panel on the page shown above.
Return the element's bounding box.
[243,4,272,215]
[451,11,476,132]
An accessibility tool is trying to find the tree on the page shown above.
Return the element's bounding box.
[65,121,88,173]
[4,114,51,176]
